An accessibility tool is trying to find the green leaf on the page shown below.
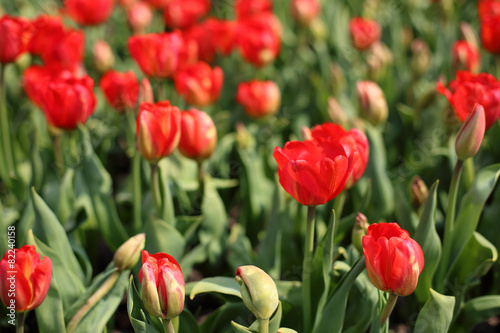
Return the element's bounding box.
[177,310,201,333]
[231,321,253,333]
[413,181,441,302]
[158,160,176,225]
[277,329,299,333]
[450,296,500,333]
[57,168,76,225]
[189,277,242,300]
[227,224,255,272]
[127,276,160,333]
[31,188,84,283]
[201,303,249,333]
[413,289,455,333]
[144,219,186,261]
[343,271,378,333]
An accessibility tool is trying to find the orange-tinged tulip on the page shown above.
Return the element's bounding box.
[99,70,139,112]
[174,62,223,107]
[349,17,381,51]
[236,80,281,118]
[179,109,217,161]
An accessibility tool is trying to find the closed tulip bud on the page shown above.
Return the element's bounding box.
[127,1,152,34]
[301,126,312,140]
[452,40,480,73]
[236,80,281,119]
[139,78,154,104]
[0,15,34,64]
[139,251,185,319]
[352,212,369,253]
[356,80,388,125]
[113,233,145,271]
[0,245,52,312]
[409,176,428,211]
[64,0,115,26]
[99,70,139,111]
[460,22,479,47]
[174,62,224,107]
[363,223,424,296]
[163,0,211,29]
[327,97,348,126]
[235,265,279,320]
[455,104,486,161]
[179,109,217,161]
[93,40,115,73]
[291,0,321,26]
[136,101,181,162]
[411,39,431,77]
[349,17,381,51]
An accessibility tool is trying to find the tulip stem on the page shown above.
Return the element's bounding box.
[379,293,398,325]
[302,205,316,333]
[150,163,162,217]
[162,319,175,333]
[16,311,26,333]
[126,110,142,232]
[198,161,205,195]
[0,63,15,176]
[258,318,270,333]
[333,191,345,234]
[52,131,64,175]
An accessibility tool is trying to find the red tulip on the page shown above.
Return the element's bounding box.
[99,71,140,112]
[0,15,34,64]
[236,80,281,118]
[311,123,369,189]
[136,101,181,161]
[237,13,281,67]
[207,19,237,56]
[349,17,381,51]
[184,22,217,63]
[480,13,500,54]
[23,64,74,107]
[362,223,424,296]
[40,28,85,70]
[127,1,153,34]
[0,245,52,312]
[163,0,211,29]
[273,139,357,206]
[139,251,184,319]
[437,71,500,129]
[128,31,196,78]
[64,0,115,26]
[478,0,500,20]
[179,109,217,161]
[452,40,481,73]
[29,15,64,57]
[235,0,273,20]
[174,62,223,107]
[291,0,321,25]
[38,72,97,130]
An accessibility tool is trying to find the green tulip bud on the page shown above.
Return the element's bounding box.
[352,212,369,253]
[455,104,485,161]
[113,233,145,271]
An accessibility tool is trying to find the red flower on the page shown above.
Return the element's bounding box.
[127,1,153,34]
[23,64,75,107]
[311,123,369,189]
[236,80,281,118]
[136,101,181,161]
[99,71,140,111]
[362,223,424,296]
[29,15,64,57]
[0,245,52,312]
[452,40,481,73]
[128,31,196,78]
[41,28,85,70]
[64,0,115,26]
[291,0,321,25]
[38,72,97,130]
[349,17,381,51]
[480,13,500,54]
[174,62,223,107]
[138,251,184,319]
[437,71,500,129]
[207,19,237,56]
[163,0,211,29]
[478,0,500,20]
[0,15,34,64]
[235,0,273,20]
[237,13,281,67]
[184,22,217,63]
[273,139,357,206]
[179,109,217,161]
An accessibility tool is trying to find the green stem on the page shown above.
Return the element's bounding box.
[258,318,270,333]
[16,311,26,333]
[0,64,15,174]
[379,293,398,325]
[332,191,346,235]
[462,157,474,191]
[52,131,64,175]
[197,161,205,195]
[150,163,162,217]
[162,318,175,333]
[302,205,316,333]
[132,152,142,232]
[67,271,119,332]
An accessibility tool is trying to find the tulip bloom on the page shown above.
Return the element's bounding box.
[99,70,140,112]
[480,13,500,54]
[362,223,424,296]
[236,13,282,67]
[174,62,223,107]
[0,15,34,64]
[273,139,357,206]
[41,28,85,70]
[37,73,96,130]
[29,15,64,57]
[136,101,181,162]
[291,0,321,25]
[128,31,196,78]
[179,109,217,161]
[452,40,481,73]
[236,80,281,118]
[437,71,500,129]
[478,0,500,20]
[235,0,273,20]
[349,17,381,51]
[138,251,185,319]
[163,0,211,29]
[0,245,52,312]
[311,123,369,189]
[64,0,115,26]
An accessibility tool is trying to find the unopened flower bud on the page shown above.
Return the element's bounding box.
[411,39,431,77]
[235,265,279,320]
[352,212,369,253]
[455,104,485,161]
[139,78,154,104]
[113,233,145,271]
[290,0,321,26]
[452,40,481,73]
[460,22,479,48]
[127,1,152,35]
[301,126,312,140]
[93,40,115,73]
[327,97,348,126]
[356,80,388,125]
[309,18,327,40]
[409,176,428,211]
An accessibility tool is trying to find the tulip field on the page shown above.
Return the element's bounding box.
[3,0,500,332]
